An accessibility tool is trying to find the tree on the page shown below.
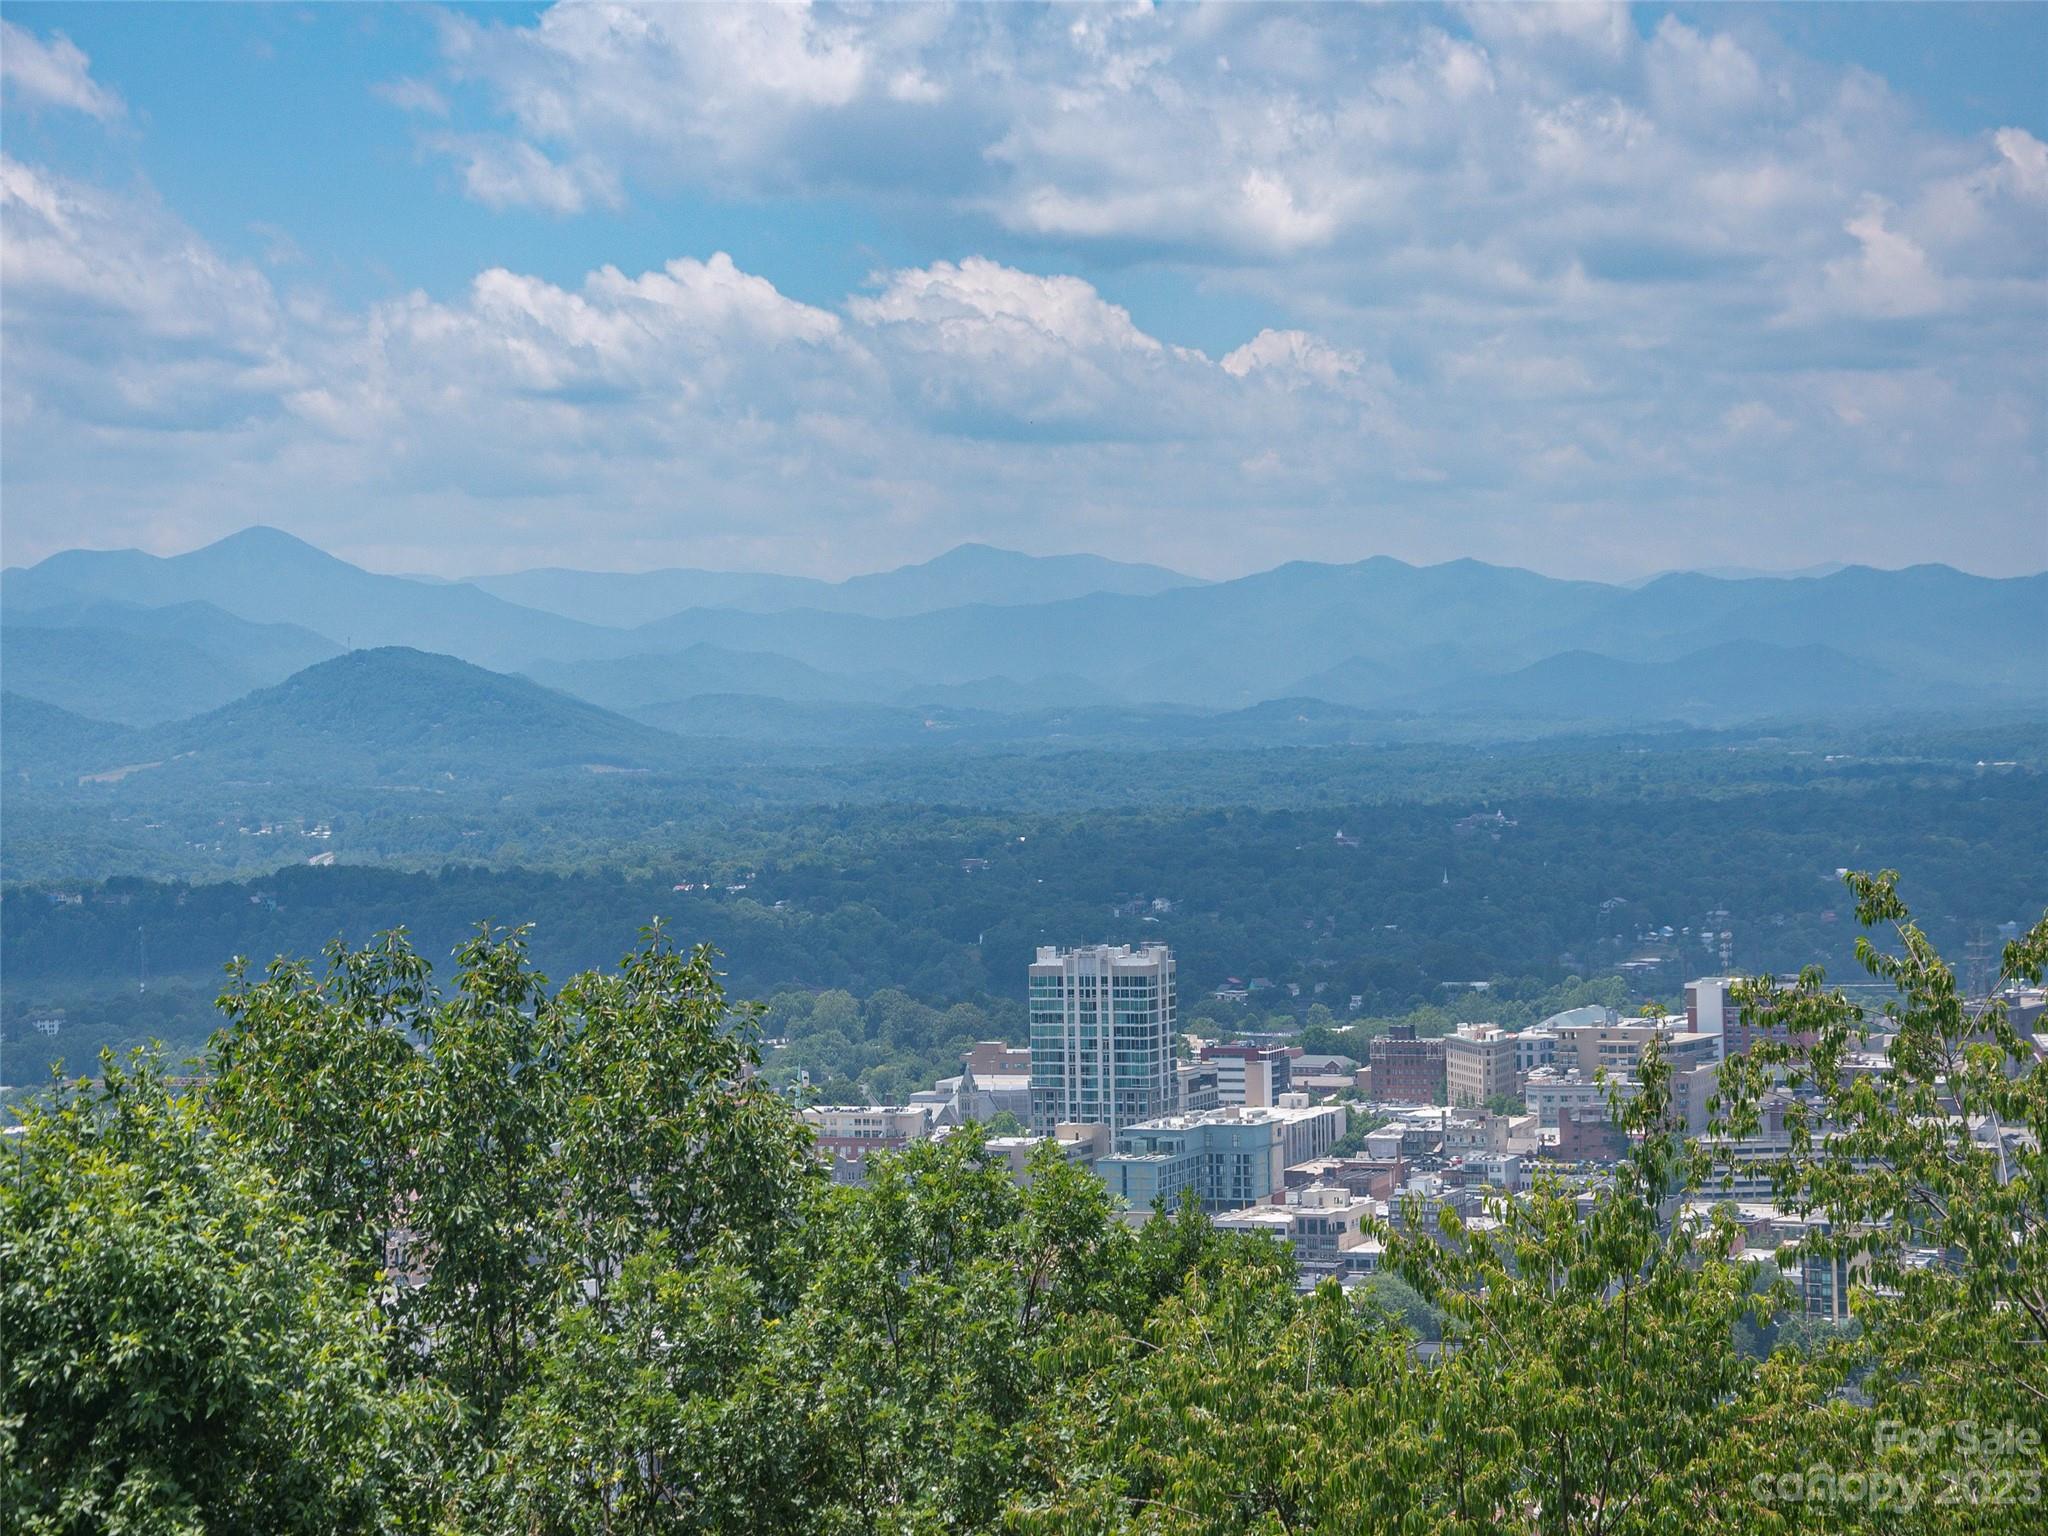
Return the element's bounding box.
[1716,872,2048,1520]
[207,924,817,1431]
[13,883,2039,1534]
[0,1052,440,1536]
[490,1245,805,1536]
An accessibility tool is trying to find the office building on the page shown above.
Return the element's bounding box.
[1213,1184,1382,1280]
[1096,1100,1349,1213]
[1445,1024,1516,1107]
[1369,1024,1446,1103]
[802,1105,937,1184]
[1175,1060,1221,1114]
[1524,1069,1625,1129]
[1200,1042,1294,1106]
[1514,1027,1558,1075]
[1686,978,1735,1061]
[1028,943,1177,1134]
[1552,1020,1720,1078]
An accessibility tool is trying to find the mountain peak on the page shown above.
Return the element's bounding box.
[192,524,346,566]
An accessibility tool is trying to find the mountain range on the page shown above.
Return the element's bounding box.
[467,543,1200,626]
[3,528,2040,761]
[2,599,342,725]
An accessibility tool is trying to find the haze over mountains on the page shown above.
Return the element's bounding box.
[469,544,1201,627]
[3,528,2041,780]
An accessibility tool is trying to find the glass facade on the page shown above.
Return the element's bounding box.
[1027,944,1176,1134]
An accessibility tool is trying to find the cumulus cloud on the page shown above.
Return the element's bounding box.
[1993,127,2048,201]
[0,21,124,120]
[429,133,622,213]
[0,156,289,431]
[850,259,1227,439]
[1824,198,1947,319]
[1221,330,1366,391]
[1456,2,1635,61]
[1,5,2041,578]
[434,2,883,191]
[382,0,2048,393]
[0,166,1392,571]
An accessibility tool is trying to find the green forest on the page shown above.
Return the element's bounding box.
[4,876,2044,1533]
[6,738,2041,1093]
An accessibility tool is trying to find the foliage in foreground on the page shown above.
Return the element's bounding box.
[2,882,2044,1533]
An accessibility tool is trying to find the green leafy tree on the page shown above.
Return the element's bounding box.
[1379,1040,1832,1533]
[208,925,816,1433]
[1717,872,2048,1526]
[207,930,430,1293]
[0,1052,440,1536]
[12,881,2039,1534]
[491,1245,805,1536]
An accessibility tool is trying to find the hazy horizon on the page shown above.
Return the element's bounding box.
[12,521,2047,591]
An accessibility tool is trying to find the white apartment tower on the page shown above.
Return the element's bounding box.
[1029,943,1177,1134]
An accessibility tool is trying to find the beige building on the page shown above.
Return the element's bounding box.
[1552,1020,1719,1078]
[1445,1023,1517,1106]
[984,1122,1110,1185]
[801,1104,937,1183]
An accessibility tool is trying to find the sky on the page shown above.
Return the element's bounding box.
[2,2,2043,582]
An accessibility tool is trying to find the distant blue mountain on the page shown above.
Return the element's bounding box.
[104,647,692,785]
[0,599,341,725]
[524,643,899,712]
[6,528,2040,726]
[3,527,615,668]
[467,542,1201,625]
[1416,640,1982,725]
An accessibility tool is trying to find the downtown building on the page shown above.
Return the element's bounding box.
[1028,943,1177,1135]
[1444,1024,1517,1107]
[1096,1100,1351,1213]
[1369,1024,1447,1104]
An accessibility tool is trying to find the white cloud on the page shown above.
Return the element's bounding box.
[0,155,282,377]
[373,76,450,118]
[853,259,1164,358]
[1646,17,1768,122]
[1456,2,1635,62]
[0,21,124,120]
[852,259,1233,438]
[1221,329,1363,390]
[435,1,881,190]
[1824,197,1947,318]
[2,5,2042,579]
[430,134,621,214]
[1992,127,2048,201]
[0,167,1395,571]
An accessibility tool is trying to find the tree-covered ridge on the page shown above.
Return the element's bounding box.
[7,739,2042,1088]
[4,878,2044,1532]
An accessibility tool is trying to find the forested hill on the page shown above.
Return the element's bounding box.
[8,757,2042,1087]
[15,647,694,786]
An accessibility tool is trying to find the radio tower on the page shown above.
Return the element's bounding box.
[137,925,148,995]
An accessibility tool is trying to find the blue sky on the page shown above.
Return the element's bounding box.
[2,2,2043,580]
